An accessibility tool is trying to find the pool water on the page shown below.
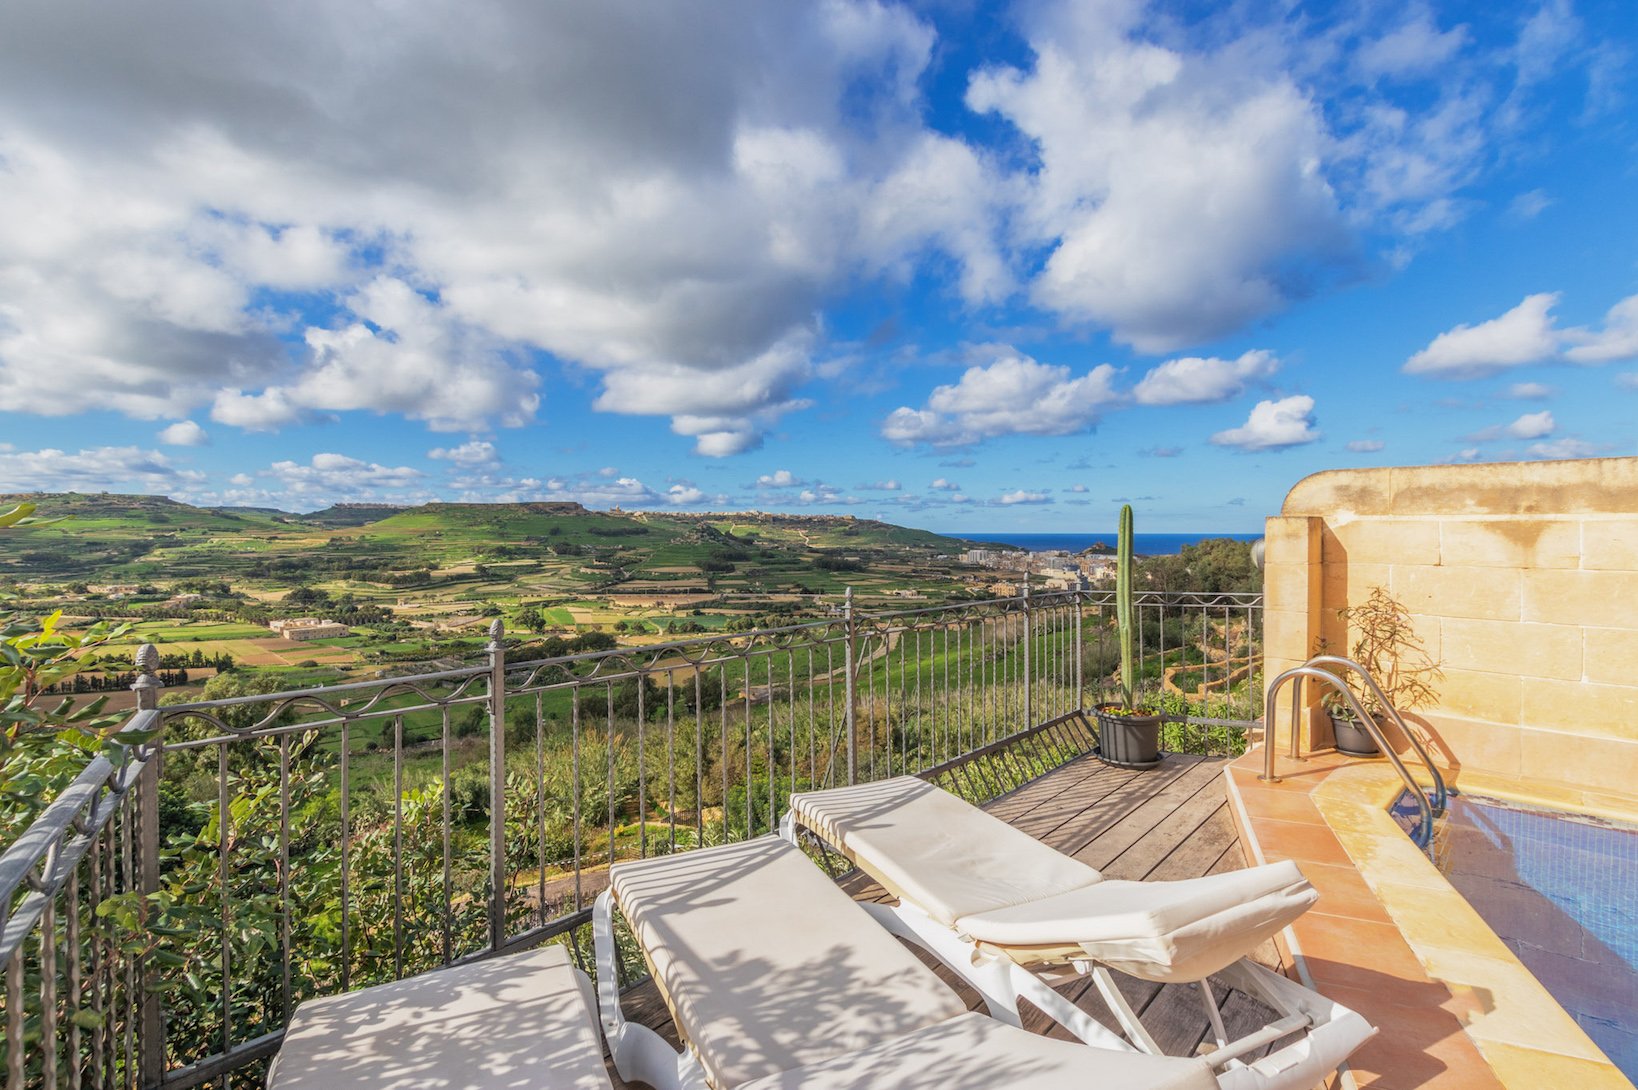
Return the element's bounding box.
[1393,792,1638,1078]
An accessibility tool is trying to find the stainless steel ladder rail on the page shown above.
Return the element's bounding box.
[1259,665,1436,849]
[1305,654,1447,815]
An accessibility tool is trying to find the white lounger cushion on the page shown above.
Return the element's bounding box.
[267,944,608,1089]
[791,777,1319,983]
[738,1012,1218,1090]
[956,861,1318,982]
[788,777,1102,926]
[611,837,969,1090]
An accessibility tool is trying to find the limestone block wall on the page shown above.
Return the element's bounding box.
[1263,457,1638,796]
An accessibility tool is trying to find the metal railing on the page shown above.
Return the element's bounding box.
[1259,655,1445,848]
[1,586,1263,1088]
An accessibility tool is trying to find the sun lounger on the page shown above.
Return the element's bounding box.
[782,777,1336,1061]
[267,944,610,1089]
[594,836,1373,1090]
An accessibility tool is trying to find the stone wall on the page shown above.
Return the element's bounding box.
[1263,457,1638,796]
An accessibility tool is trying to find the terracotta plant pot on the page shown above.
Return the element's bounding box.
[1328,708,1383,757]
[1093,703,1164,770]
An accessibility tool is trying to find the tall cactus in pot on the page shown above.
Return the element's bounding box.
[1096,503,1162,768]
[1117,502,1135,710]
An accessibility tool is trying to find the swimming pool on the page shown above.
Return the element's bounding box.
[1393,791,1638,1079]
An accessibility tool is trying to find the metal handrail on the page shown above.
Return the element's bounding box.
[1304,655,1447,814]
[1260,665,1435,848]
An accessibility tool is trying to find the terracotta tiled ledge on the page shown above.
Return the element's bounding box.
[1225,748,1634,1090]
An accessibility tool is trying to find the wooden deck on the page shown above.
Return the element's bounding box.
[610,750,1286,1086]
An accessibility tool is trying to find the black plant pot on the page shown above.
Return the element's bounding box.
[1094,704,1164,770]
[1329,709,1383,757]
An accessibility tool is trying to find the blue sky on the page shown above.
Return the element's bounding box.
[0,0,1634,533]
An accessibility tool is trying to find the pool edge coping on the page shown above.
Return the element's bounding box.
[1227,754,1636,1090]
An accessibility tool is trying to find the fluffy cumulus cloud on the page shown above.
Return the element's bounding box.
[1404,294,1563,379]
[1131,350,1279,406]
[996,490,1050,505]
[157,420,210,447]
[881,350,1119,446]
[1210,395,1321,451]
[1564,295,1638,364]
[259,454,427,503]
[967,7,1358,352]
[929,477,960,491]
[755,470,807,489]
[0,445,204,493]
[1406,292,1638,379]
[0,1,1000,452]
[856,479,900,490]
[0,0,1563,469]
[1466,410,1554,443]
[429,441,501,468]
[1345,439,1385,453]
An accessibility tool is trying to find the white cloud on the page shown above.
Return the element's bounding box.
[1132,350,1279,406]
[1526,437,1597,459]
[1503,381,1553,399]
[967,7,1352,352]
[856,479,900,491]
[157,420,210,446]
[929,477,959,491]
[755,470,807,488]
[1068,484,1088,492]
[428,441,500,468]
[1358,13,1470,79]
[996,490,1050,505]
[1209,395,1321,451]
[881,350,1119,446]
[260,454,427,504]
[0,445,204,493]
[1345,439,1385,452]
[1506,410,1554,439]
[0,3,985,449]
[1464,410,1555,443]
[1404,293,1562,378]
[664,484,717,506]
[1564,294,1638,364]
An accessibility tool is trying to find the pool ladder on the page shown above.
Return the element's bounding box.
[1260,655,1448,849]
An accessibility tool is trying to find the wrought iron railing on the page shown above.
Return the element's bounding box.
[1,587,1262,1088]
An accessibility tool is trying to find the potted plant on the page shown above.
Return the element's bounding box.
[1095,505,1163,769]
[1321,586,1441,757]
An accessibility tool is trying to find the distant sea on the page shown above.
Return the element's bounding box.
[959,532,1261,556]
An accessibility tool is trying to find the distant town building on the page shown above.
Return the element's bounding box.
[89,584,143,595]
[962,549,998,565]
[269,618,350,640]
[167,593,203,607]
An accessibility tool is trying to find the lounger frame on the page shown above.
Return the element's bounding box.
[780,814,1374,1090]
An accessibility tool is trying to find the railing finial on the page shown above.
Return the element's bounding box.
[487,618,505,646]
[131,642,163,711]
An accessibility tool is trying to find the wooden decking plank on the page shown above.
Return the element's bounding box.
[1211,984,1287,1062]
[984,754,1110,820]
[1070,758,1229,871]
[1004,775,1149,840]
[1031,755,1207,853]
[1144,800,1240,882]
[1095,771,1231,881]
[987,758,1133,827]
[1136,981,1215,1057]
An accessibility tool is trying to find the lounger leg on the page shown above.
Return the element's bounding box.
[594,890,702,1090]
[1091,966,1164,1055]
[1197,979,1231,1051]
